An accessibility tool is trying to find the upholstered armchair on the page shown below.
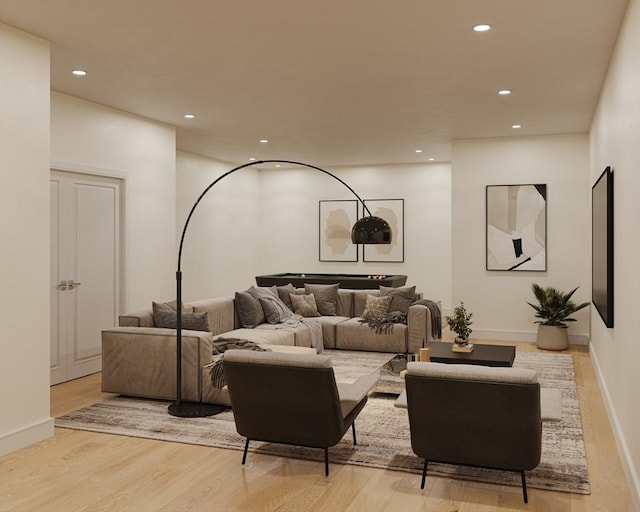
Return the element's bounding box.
[223,349,378,475]
[404,361,542,503]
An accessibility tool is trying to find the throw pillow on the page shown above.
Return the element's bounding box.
[252,285,293,324]
[290,293,321,317]
[152,300,193,326]
[154,310,209,331]
[276,283,296,310]
[379,285,417,314]
[361,294,393,319]
[235,289,265,328]
[304,283,339,316]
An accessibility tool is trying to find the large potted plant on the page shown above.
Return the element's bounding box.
[446,302,473,346]
[527,283,589,350]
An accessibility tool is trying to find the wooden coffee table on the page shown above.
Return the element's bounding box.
[425,341,515,367]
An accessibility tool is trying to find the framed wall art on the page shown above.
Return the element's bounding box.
[319,200,359,262]
[486,184,547,271]
[591,166,614,327]
[363,199,404,263]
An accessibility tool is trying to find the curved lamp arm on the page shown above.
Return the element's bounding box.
[169,159,390,418]
[177,159,382,271]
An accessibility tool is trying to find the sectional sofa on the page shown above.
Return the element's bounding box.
[101,284,441,407]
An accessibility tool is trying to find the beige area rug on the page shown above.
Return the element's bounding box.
[55,350,590,495]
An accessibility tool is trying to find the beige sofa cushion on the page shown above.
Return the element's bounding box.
[214,328,296,346]
[336,317,407,353]
[316,316,350,349]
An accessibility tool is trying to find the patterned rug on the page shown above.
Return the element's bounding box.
[55,350,590,495]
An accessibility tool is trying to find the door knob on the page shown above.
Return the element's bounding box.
[66,280,82,290]
[56,281,68,290]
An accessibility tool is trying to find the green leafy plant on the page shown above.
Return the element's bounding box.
[527,283,589,328]
[446,302,473,343]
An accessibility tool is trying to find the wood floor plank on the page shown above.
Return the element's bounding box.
[0,340,635,511]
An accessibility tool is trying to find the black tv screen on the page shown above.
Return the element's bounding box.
[592,166,614,328]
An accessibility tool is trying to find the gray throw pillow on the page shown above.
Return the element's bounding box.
[252,286,293,324]
[304,283,339,316]
[154,310,209,331]
[152,300,193,326]
[379,285,417,314]
[290,293,321,317]
[276,283,296,310]
[235,290,265,328]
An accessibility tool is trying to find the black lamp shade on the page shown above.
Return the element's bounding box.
[351,216,392,244]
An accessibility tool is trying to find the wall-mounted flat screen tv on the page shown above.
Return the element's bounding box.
[592,166,614,328]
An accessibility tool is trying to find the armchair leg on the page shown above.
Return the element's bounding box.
[352,422,357,445]
[421,460,428,489]
[242,438,250,465]
[324,448,329,477]
[520,471,528,503]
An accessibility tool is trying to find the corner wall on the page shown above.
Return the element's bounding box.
[51,93,177,312]
[0,24,52,455]
[589,1,640,507]
[451,134,590,343]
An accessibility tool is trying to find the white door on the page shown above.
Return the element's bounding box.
[50,170,122,385]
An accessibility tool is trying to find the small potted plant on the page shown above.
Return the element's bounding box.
[446,302,473,348]
[527,283,589,350]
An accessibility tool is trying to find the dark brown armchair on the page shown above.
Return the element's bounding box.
[223,349,378,475]
[404,361,542,503]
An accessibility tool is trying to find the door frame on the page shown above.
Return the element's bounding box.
[50,162,126,384]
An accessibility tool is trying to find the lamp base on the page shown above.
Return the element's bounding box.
[168,401,226,418]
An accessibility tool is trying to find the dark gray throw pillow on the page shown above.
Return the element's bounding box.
[379,285,417,314]
[154,310,209,331]
[276,283,296,310]
[152,300,193,326]
[304,283,339,316]
[235,290,265,328]
[252,285,293,324]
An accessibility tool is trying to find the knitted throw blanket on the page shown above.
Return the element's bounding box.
[209,337,270,389]
[358,299,442,339]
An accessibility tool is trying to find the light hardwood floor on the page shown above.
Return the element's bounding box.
[0,340,634,512]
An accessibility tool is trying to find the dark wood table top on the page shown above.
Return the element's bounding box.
[424,341,516,367]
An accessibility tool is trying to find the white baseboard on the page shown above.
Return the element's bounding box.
[470,329,589,346]
[589,346,640,512]
[0,417,54,456]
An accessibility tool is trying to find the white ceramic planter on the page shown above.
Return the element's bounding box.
[536,324,569,351]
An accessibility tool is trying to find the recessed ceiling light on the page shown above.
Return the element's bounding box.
[428,158,435,161]
[275,164,281,168]
[415,149,423,153]
[259,139,269,144]
[249,157,256,161]
[473,24,491,32]
[71,69,87,76]
[184,113,196,119]
[512,124,522,129]
[498,89,511,95]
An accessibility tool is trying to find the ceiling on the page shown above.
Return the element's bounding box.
[0,0,629,167]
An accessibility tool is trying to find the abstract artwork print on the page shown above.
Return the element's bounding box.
[486,184,547,271]
[319,200,358,262]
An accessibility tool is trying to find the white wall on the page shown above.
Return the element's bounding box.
[589,1,640,507]
[451,134,590,343]
[51,93,177,312]
[0,24,52,455]
[257,163,452,309]
[174,158,452,307]
[175,152,261,299]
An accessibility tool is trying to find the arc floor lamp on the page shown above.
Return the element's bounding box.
[168,159,392,418]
